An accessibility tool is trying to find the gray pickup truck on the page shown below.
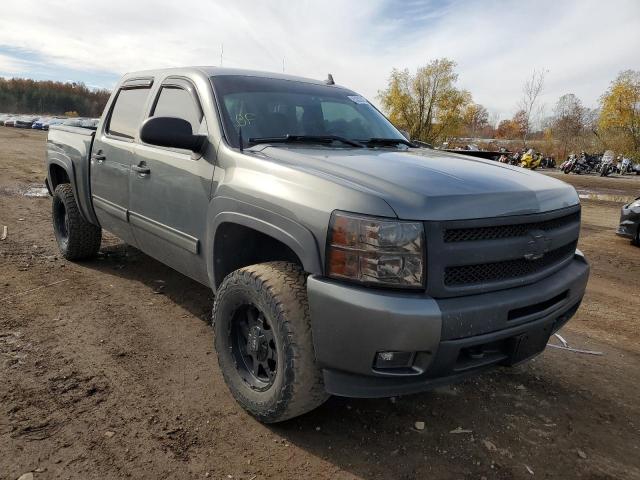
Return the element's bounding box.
[46,67,589,422]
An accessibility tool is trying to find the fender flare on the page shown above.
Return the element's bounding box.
[47,157,75,190]
[206,198,323,291]
[46,157,99,225]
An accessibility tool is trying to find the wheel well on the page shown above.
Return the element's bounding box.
[213,222,303,287]
[49,164,70,190]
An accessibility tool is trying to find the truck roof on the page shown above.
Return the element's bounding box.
[121,66,335,87]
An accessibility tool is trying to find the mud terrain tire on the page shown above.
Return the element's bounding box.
[52,183,102,260]
[213,261,328,423]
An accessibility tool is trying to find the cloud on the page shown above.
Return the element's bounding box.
[0,52,34,74]
[0,0,638,119]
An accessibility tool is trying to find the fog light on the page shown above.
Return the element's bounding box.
[374,351,413,369]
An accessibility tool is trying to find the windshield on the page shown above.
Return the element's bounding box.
[211,75,405,148]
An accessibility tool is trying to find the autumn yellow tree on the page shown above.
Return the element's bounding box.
[512,110,529,140]
[462,103,489,137]
[598,70,640,158]
[496,119,518,139]
[494,111,528,141]
[377,58,472,144]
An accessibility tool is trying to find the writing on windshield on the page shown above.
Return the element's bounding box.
[212,76,404,148]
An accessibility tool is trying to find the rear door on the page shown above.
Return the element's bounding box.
[129,76,214,284]
[91,79,153,245]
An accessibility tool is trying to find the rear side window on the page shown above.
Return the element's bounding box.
[151,86,202,133]
[107,87,151,139]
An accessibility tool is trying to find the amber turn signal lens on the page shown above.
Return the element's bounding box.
[331,215,359,247]
[327,248,358,278]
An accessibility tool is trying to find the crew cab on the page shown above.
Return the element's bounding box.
[46,67,589,422]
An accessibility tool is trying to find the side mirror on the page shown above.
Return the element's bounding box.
[399,129,411,141]
[140,116,206,152]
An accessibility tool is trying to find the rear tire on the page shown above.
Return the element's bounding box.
[633,226,640,247]
[52,184,102,260]
[212,261,328,423]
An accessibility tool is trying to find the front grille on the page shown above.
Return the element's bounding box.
[444,211,580,243]
[444,241,577,286]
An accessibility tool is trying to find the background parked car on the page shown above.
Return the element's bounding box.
[4,116,18,127]
[32,117,52,130]
[46,118,66,129]
[61,118,84,127]
[80,118,99,129]
[15,116,39,128]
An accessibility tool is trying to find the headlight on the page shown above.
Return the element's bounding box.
[326,211,425,288]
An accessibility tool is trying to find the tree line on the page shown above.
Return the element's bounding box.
[378,59,640,160]
[0,78,111,117]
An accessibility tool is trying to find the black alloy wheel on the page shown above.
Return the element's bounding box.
[230,304,278,391]
[53,195,70,248]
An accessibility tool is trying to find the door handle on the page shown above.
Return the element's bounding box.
[92,153,106,163]
[132,164,151,175]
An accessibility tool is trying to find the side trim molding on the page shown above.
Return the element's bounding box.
[92,195,199,254]
[92,195,127,222]
[129,211,199,254]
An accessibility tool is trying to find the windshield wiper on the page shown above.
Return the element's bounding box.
[247,135,364,148]
[360,137,415,148]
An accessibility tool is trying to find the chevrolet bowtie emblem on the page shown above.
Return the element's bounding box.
[524,229,551,261]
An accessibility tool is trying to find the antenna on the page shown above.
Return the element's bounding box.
[220,42,224,67]
[282,58,285,73]
[325,73,335,85]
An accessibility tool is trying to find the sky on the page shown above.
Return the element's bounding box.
[1,0,638,121]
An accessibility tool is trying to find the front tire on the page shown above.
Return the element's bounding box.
[212,262,328,423]
[52,184,102,260]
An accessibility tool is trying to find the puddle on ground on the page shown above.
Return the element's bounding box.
[576,189,637,203]
[23,185,49,197]
[0,184,49,198]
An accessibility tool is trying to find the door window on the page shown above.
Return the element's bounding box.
[107,87,151,139]
[151,86,203,133]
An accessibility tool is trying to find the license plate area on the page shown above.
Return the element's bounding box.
[504,325,553,365]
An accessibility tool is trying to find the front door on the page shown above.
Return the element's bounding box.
[128,78,214,284]
[91,83,153,246]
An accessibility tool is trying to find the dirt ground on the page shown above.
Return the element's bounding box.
[1,128,639,480]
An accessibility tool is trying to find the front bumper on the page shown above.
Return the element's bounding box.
[307,252,589,398]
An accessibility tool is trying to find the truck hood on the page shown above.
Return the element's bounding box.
[253,146,579,220]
